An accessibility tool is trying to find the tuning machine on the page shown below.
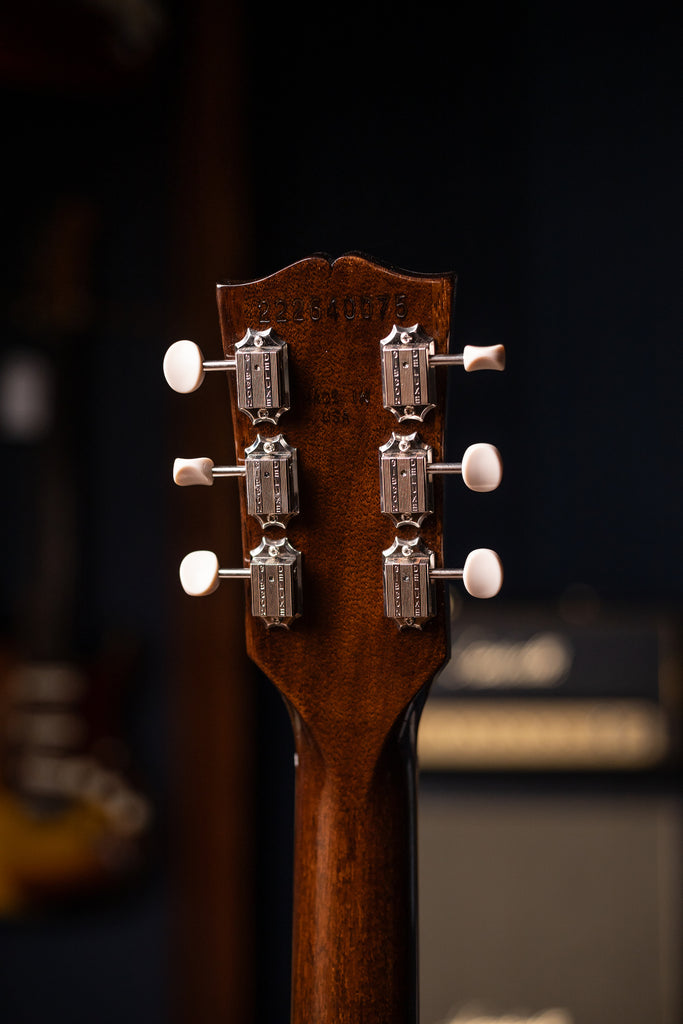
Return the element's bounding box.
[173,434,299,530]
[179,537,302,628]
[164,327,290,424]
[380,323,504,422]
[383,537,502,629]
[379,432,502,528]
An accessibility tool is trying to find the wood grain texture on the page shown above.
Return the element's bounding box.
[217,253,455,1024]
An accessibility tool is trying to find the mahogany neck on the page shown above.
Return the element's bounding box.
[288,692,425,1024]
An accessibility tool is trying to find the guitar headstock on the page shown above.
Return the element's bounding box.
[166,253,503,753]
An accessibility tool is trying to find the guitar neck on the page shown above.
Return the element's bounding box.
[289,696,422,1024]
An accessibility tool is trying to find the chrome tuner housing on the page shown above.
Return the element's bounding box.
[380,323,436,422]
[244,434,299,529]
[379,431,433,528]
[235,327,290,424]
[382,535,436,629]
[249,536,302,628]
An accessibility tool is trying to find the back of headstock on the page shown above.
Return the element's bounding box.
[166,253,504,752]
[220,254,452,743]
[165,252,504,1024]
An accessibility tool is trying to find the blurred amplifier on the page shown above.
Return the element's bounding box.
[418,781,682,1024]
[419,598,681,771]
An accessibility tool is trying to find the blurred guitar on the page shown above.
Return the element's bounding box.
[165,253,504,1023]
[0,198,150,913]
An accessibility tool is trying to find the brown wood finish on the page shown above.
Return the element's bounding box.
[217,254,455,1024]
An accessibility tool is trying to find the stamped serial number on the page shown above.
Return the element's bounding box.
[255,293,408,325]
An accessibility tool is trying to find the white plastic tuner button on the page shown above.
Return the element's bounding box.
[462,344,505,372]
[462,548,504,599]
[179,550,221,596]
[179,550,250,597]
[460,443,503,492]
[173,457,216,486]
[163,340,206,393]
